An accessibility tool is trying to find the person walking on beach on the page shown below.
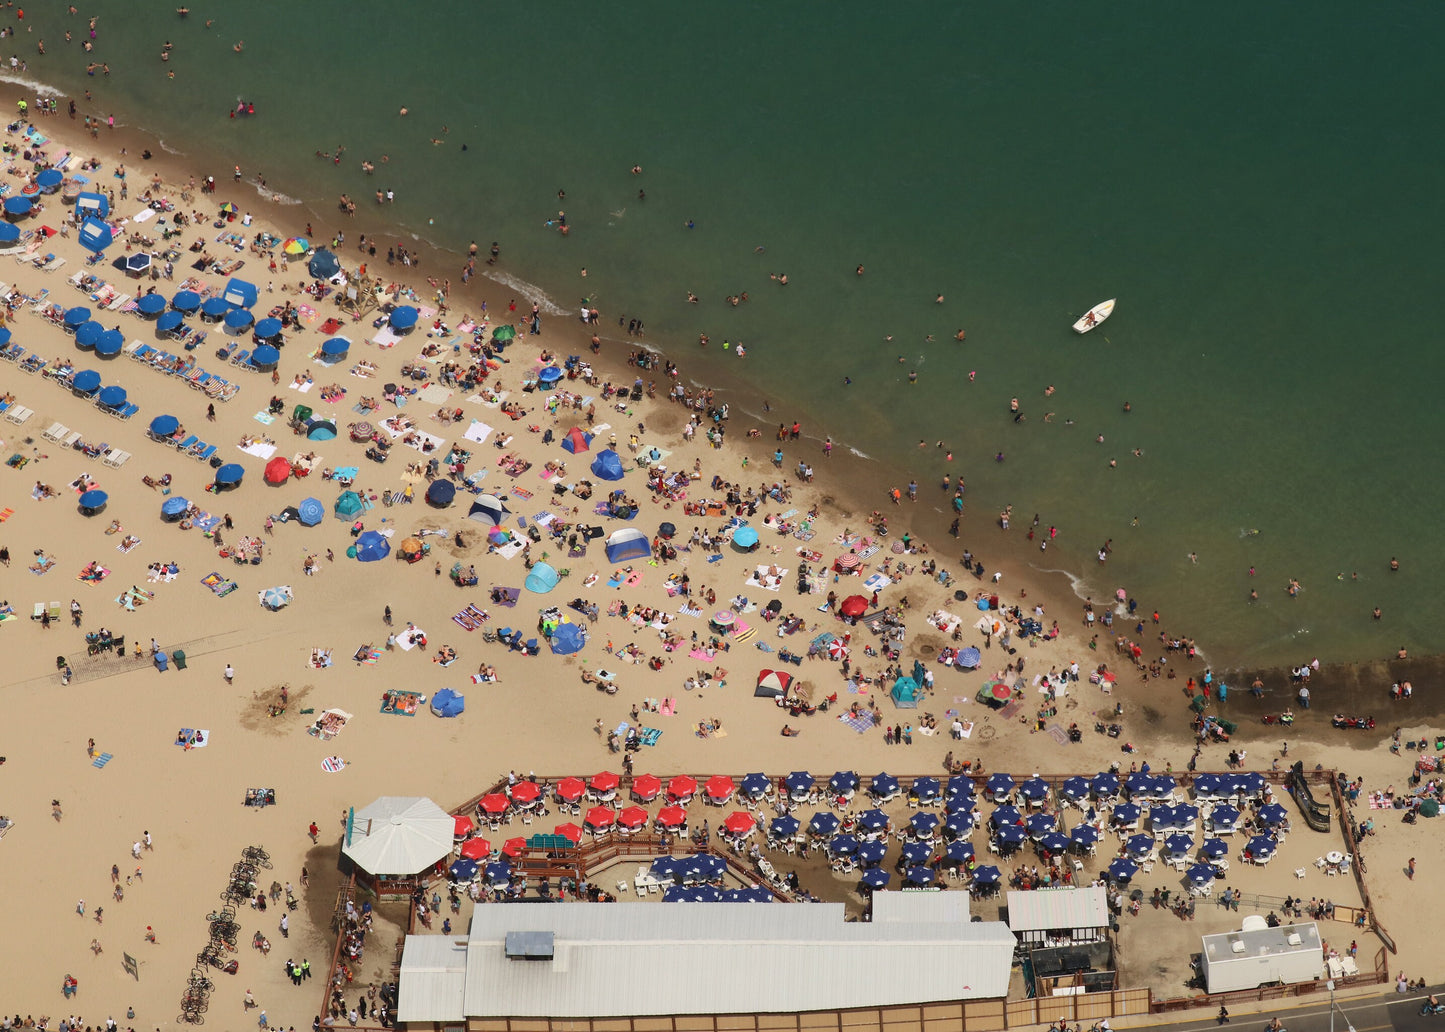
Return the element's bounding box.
[224,663,234,685]
[1408,857,1416,879]
[308,820,319,843]
[279,912,288,938]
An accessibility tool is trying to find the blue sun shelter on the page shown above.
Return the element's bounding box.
[425,479,456,508]
[430,688,465,718]
[590,449,625,481]
[308,249,340,280]
[78,218,113,253]
[222,278,259,310]
[354,530,391,562]
[334,490,365,521]
[524,562,560,594]
[549,621,587,656]
[466,494,508,527]
[605,527,651,563]
[76,191,110,218]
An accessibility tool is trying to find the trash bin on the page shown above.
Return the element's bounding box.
[155,651,169,672]
[172,649,187,670]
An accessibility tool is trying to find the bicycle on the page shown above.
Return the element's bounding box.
[241,845,273,868]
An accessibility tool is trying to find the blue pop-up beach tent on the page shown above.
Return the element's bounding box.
[524,562,560,594]
[465,494,508,526]
[549,622,586,656]
[78,218,113,253]
[604,527,651,563]
[431,688,465,718]
[222,278,259,309]
[591,449,625,481]
[76,191,110,217]
[354,530,391,562]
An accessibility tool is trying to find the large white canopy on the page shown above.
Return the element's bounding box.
[342,796,454,876]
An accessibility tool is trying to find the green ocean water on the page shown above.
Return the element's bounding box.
[13,0,1444,668]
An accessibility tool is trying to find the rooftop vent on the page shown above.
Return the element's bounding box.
[505,931,555,961]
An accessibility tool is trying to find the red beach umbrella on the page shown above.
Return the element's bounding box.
[631,773,662,801]
[590,770,620,793]
[479,793,509,814]
[501,837,527,857]
[840,595,869,618]
[584,806,616,829]
[264,456,292,484]
[618,806,649,830]
[453,814,474,839]
[509,781,541,805]
[657,805,688,829]
[458,838,491,860]
[667,774,698,801]
[723,811,757,836]
[834,553,860,571]
[704,775,736,802]
[554,822,582,844]
[555,777,585,802]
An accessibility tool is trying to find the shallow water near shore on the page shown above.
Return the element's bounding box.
[15,0,1445,667]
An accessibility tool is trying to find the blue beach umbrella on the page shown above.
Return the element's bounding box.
[308,249,340,280]
[201,296,230,320]
[808,811,840,836]
[860,868,890,890]
[1019,777,1051,802]
[1165,833,1195,855]
[910,811,941,838]
[857,808,889,833]
[1245,835,1276,858]
[449,858,479,882]
[484,862,512,888]
[224,308,255,331]
[1188,863,1217,886]
[994,824,1026,846]
[214,463,245,487]
[71,369,102,395]
[297,498,325,526]
[1061,776,1091,802]
[828,770,859,796]
[912,776,941,801]
[1107,857,1138,882]
[1150,805,1178,829]
[78,489,108,514]
[945,840,976,864]
[1092,771,1121,798]
[155,310,184,334]
[857,840,888,867]
[740,773,770,799]
[944,811,975,838]
[1193,773,1224,796]
[1024,813,1056,837]
[1039,832,1071,855]
[321,336,350,358]
[986,772,1015,797]
[160,496,190,519]
[3,194,32,218]
[0,221,17,244]
[253,317,283,341]
[36,168,63,191]
[426,479,456,507]
[732,525,759,550]
[905,867,936,886]
[95,329,124,357]
[972,865,1001,885]
[389,305,418,330]
[1125,772,1153,796]
[870,772,900,799]
[901,841,933,866]
[136,293,168,316]
[78,218,113,253]
[65,306,92,327]
[75,320,103,348]
[1201,838,1229,860]
[768,815,800,840]
[170,290,201,313]
[97,385,127,409]
[538,365,562,385]
[1233,772,1267,796]
[148,414,179,438]
[785,771,815,797]
[250,344,281,370]
[1125,833,1156,858]
[990,805,1022,828]
[1112,802,1142,825]
[1070,824,1100,847]
[956,646,981,668]
[1210,805,1241,829]
[1259,803,1289,826]
[946,775,976,799]
[125,253,152,275]
[828,834,859,857]
[354,530,391,561]
[648,856,679,881]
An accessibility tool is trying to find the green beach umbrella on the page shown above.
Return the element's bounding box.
[492,324,516,342]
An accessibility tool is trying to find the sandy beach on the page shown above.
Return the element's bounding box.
[0,101,1438,1032]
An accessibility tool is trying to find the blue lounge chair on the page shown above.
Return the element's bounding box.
[117,403,139,420]
[174,434,197,452]
[230,349,250,367]
[195,443,217,462]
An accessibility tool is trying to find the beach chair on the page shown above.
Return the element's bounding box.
[108,293,131,311]
[130,343,156,363]
[19,355,43,374]
[61,430,83,449]
[174,434,198,452]
[230,348,250,367]
[5,404,33,424]
[42,256,66,272]
[102,449,130,468]
[195,443,217,463]
[41,421,68,442]
[116,403,139,420]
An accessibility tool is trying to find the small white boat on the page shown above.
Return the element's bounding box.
[1073,298,1116,334]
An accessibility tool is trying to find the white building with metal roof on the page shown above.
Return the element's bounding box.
[398,899,1015,1029]
[1006,887,1110,946]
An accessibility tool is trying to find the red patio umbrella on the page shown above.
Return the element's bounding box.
[590,770,620,793]
[723,811,757,836]
[555,777,586,801]
[704,775,736,801]
[840,594,869,618]
[631,773,662,801]
[618,806,649,830]
[479,793,509,814]
[667,774,698,800]
[501,837,527,857]
[656,805,688,828]
[509,781,541,805]
[453,814,475,839]
[554,822,582,844]
[263,456,292,484]
[584,806,616,829]
[458,838,491,860]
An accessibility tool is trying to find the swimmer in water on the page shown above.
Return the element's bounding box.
[955,329,966,341]
[856,264,865,276]
[935,294,944,304]
[233,40,244,52]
